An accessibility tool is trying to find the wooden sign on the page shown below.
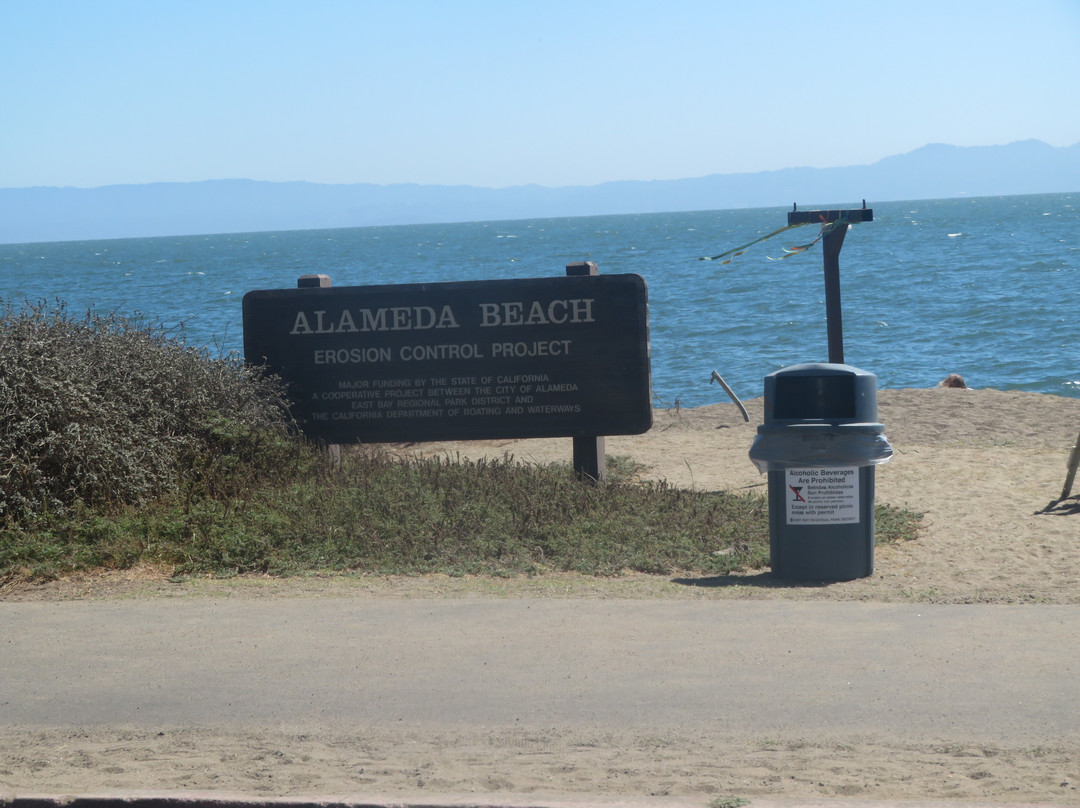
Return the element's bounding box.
[242,273,652,443]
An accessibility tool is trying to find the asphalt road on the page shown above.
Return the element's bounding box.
[2,599,1077,745]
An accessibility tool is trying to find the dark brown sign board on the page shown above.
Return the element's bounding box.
[242,274,652,444]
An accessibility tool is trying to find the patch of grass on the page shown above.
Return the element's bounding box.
[1,449,773,580]
[1,444,923,583]
[709,798,750,808]
[875,502,923,542]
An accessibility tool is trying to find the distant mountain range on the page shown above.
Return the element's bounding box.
[2,139,1078,244]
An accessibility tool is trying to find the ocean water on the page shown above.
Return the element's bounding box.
[2,192,1077,408]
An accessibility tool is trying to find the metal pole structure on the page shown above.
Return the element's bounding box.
[788,202,873,365]
[821,220,849,364]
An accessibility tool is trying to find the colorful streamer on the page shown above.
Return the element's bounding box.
[700,216,848,264]
[699,222,808,264]
[771,217,848,260]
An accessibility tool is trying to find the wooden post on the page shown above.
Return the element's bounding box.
[566,261,606,483]
[298,274,332,289]
[298,274,341,467]
[788,203,873,366]
[1061,431,1080,500]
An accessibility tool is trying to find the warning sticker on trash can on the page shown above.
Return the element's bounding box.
[785,467,860,524]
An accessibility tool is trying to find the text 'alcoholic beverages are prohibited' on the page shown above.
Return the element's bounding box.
[785,467,860,525]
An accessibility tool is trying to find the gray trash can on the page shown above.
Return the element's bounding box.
[748,363,893,581]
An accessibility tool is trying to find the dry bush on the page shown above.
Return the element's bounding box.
[0,300,295,520]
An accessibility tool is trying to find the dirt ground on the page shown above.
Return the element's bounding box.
[3,387,1079,804]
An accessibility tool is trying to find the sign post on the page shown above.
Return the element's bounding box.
[565,261,606,481]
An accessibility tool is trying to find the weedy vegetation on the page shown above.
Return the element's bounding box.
[0,300,921,584]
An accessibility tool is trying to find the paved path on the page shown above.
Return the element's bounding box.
[3,599,1077,742]
[2,598,1078,808]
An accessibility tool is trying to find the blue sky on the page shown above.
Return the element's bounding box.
[3,0,1078,190]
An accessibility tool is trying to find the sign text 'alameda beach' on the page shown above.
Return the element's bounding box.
[242,273,652,443]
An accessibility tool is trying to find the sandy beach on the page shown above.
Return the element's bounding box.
[400,386,1080,605]
[3,387,1080,804]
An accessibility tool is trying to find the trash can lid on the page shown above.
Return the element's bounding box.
[749,423,893,472]
[763,363,879,425]
[765,362,876,379]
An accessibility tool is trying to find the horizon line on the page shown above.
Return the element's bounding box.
[3,138,1076,193]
